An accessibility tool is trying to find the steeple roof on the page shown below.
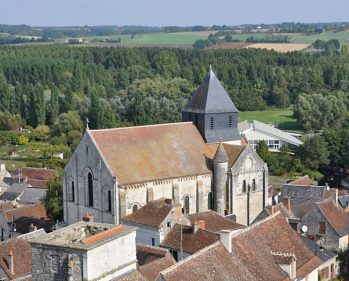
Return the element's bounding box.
[214,141,228,163]
[184,66,238,114]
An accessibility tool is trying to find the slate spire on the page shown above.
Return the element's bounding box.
[182,66,241,143]
[183,67,238,114]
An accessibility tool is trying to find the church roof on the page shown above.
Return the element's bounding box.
[89,123,212,186]
[183,67,238,114]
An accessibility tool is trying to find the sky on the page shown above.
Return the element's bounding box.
[0,0,348,27]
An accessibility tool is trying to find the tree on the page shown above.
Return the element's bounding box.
[0,76,10,112]
[49,89,59,125]
[43,170,63,221]
[88,91,103,129]
[296,136,330,170]
[256,141,270,162]
[52,111,84,136]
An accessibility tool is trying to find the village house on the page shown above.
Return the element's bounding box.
[30,220,138,281]
[63,67,269,226]
[121,199,183,246]
[158,212,325,281]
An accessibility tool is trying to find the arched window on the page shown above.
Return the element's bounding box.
[88,173,93,206]
[107,190,112,212]
[208,192,213,210]
[184,196,190,214]
[242,180,247,193]
[252,179,256,191]
[69,181,75,202]
[132,204,139,213]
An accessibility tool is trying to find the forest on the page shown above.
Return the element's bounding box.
[0,45,349,175]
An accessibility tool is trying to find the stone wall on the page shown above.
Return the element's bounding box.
[231,146,268,225]
[31,244,84,281]
[64,131,117,225]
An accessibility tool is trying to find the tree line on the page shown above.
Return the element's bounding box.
[0,45,349,134]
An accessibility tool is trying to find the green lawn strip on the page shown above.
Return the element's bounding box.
[238,108,302,132]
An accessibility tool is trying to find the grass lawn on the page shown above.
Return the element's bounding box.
[238,108,302,132]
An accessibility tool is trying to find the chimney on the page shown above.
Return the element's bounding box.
[83,212,94,222]
[331,188,338,205]
[197,220,206,230]
[8,250,14,274]
[282,197,291,211]
[219,230,233,253]
[270,205,275,215]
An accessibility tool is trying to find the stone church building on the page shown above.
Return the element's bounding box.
[63,68,269,226]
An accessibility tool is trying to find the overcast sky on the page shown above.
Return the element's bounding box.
[1,0,348,26]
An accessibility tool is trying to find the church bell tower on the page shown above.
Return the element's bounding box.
[182,66,240,143]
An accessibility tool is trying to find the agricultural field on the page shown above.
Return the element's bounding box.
[245,43,310,52]
[80,32,208,46]
[238,108,302,132]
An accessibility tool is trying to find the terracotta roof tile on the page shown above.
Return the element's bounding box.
[114,270,147,281]
[90,123,212,185]
[316,198,349,236]
[122,199,178,228]
[161,224,219,254]
[230,212,322,281]
[3,204,48,222]
[0,238,31,280]
[21,167,55,181]
[187,211,244,233]
[288,175,317,186]
[158,242,255,281]
[136,244,175,280]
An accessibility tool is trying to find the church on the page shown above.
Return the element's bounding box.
[63,67,269,226]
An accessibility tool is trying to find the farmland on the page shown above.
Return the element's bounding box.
[245,43,310,52]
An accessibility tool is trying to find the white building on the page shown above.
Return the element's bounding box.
[30,221,137,281]
[238,120,303,151]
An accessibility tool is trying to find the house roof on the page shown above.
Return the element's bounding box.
[183,67,238,114]
[3,204,49,223]
[160,224,219,254]
[230,212,322,281]
[21,167,55,181]
[0,185,46,204]
[89,122,212,186]
[316,198,349,237]
[136,244,176,280]
[121,199,178,228]
[0,238,31,280]
[187,211,244,233]
[281,184,326,205]
[158,242,254,281]
[114,270,147,281]
[239,120,303,146]
[300,235,337,263]
[338,195,349,209]
[238,120,251,133]
[288,175,317,186]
